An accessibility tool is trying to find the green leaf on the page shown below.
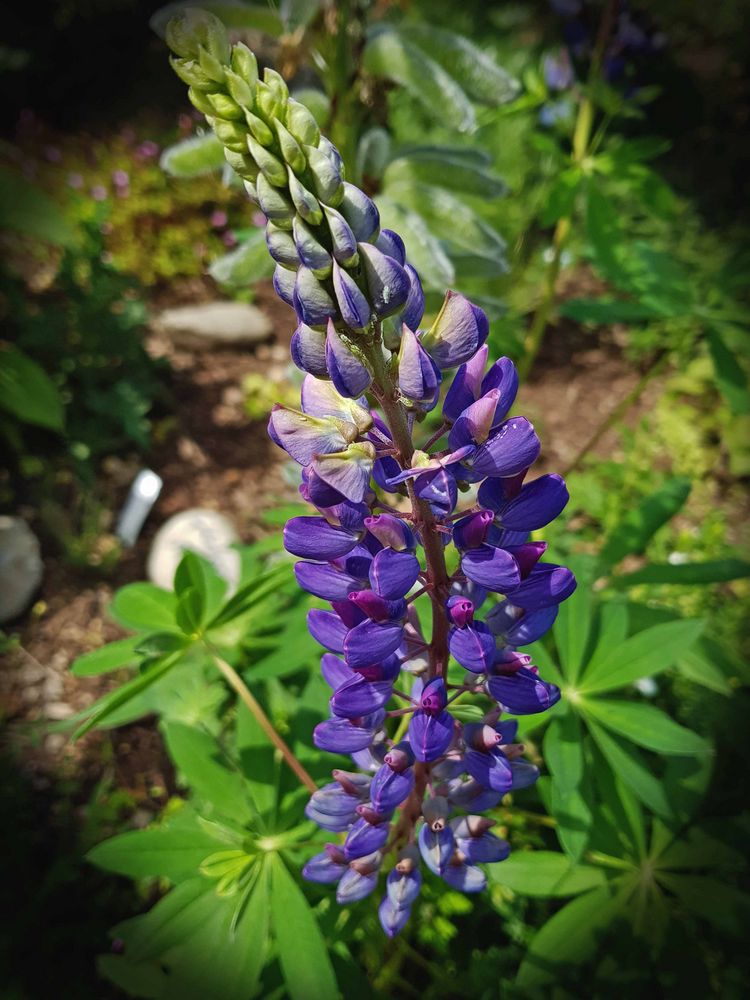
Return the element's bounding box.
[208,228,274,286]
[0,346,65,431]
[585,598,628,679]
[375,195,454,290]
[150,1,283,39]
[559,297,662,324]
[543,714,584,793]
[111,583,178,632]
[540,167,582,226]
[516,885,624,988]
[70,636,142,677]
[384,151,507,198]
[363,26,476,133]
[553,555,596,683]
[252,620,319,679]
[656,873,750,936]
[121,879,214,962]
[599,476,692,569]
[175,586,205,635]
[208,564,290,630]
[545,779,592,861]
[583,699,710,755]
[174,549,228,623]
[612,557,750,587]
[405,25,519,104]
[163,722,257,825]
[74,654,180,737]
[87,810,222,882]
[580,617,704,694]
[676,642,732,695]
[291,87,330,127]
[355,126,392,182]
[235,702,279,817]
[270,856,339,1000]
[706,326,750,415]
[0,166,76,246]
[490,850,605,897]
[588,721,672,816]
[656,826,745,872]
[159,133,225,178]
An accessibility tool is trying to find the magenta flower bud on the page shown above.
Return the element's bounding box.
[359,242,410,319]
[326,322,372,398]
[420,290,489,370]
[348,590,405,623]
[355,803,391,824]
[452,510,495,551]
[505,542,548,578]
[492,649,532,674]
[450,815,497,839]
[446,595,474,628]
[420,677,448,714]
[364,514,415,552]
[333,769,372,796]
[383,740,415,772]
[463,723,503,751]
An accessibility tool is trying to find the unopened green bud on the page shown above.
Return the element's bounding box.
[247,134,287,187]
[266,221,300,270]
[207,91,243,120]
[274,121,306,174]
[213,117,248,153]
[288,169,323,226]
[292,216,332,278]
[224,147,259,181]
[305,144,344,205]
[166,10,229,64]
[169,56,213,91]
[286,99,320,147]
[256,173,294,225]
[225,69,254,109]
[263,67,289,103]
[243,178,258,203]
[256,81,282,121]
[198,44,226,84]
[244,109,274,146]
[188,86,216,116]
[231,42,258,87]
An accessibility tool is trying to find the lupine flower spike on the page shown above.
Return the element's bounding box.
[167,9,576,936]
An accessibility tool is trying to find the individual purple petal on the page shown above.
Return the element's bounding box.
[327,500,371,535]
[355,653,401,683]
[456,831,510,864]
[269,405,351,466]
[418,824,455,875]
[323,204,359,266]
[386,862,422,910]
[420,677,448,713]
[452,510,495,550]
[481,357,519,426]
[442,345,488,423]
[326,321,373,397]
[307,609,347,652]
[344,619,404,668]
[313,716,376,753]
[505,563,577,610]
[399,264,425,331]
[332,262,372,330]
[505,542,547,579]
[449,390,500,449]
[321,653,352,690]
[378,897,412,937]
[470,417,541,478]
[359,242,410,318]
[313,442,376,504]
[331,598,366,630]
[487,667,561,715]
[461,544,520,592]
[448,621,496,673]
[338,182,380,242]
[415,466,457,516]
[485,602,559,646]
[305,783,360,831]
[478,473,570,531]
[293,265,337,325]
[303,846,347,884]
[409,709,454,762]
[344,817,390,860]
[336,865,380,904]
[419,291,489,370]
[284,516,360,560]
[364,514,415,552]
[331,675,393,719]
[375,228,406,265]
[442,862,487,893]
[300,467,346,508]
[370,764,414,813]
[294,561,360,601]
[510,760,540,790]
[273,264,296,306]
[369,548,420,600]
[290,323,328,378]
[398,325,440,405]
[464,747,513,793]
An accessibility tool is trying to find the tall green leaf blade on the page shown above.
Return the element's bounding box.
[706,326,750,415]
[676,642,733,695]
[488,850,605,896]
[160,134,225,178]
[270,856,339,1000]
[115,879,214,962]
[588,721,672,816]
[599,477,692,569]
[585,598,629,680]
[581,617,704,694]
[613,558,750,587]
[363,27,476,133]
[543,714,584,793]
[0,346,65,431]
[656,874,750,936]
[553,556,596,683]
[74,654,180,738]
[584,699,710,755]
[406,25,519,104]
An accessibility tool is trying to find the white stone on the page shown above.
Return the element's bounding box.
[0,516,43,624]
[154,301,273,348]
[147,508,241,591]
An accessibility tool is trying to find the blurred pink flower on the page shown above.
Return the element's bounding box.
[112,169,130,188]
[223,230,238,247]
[136,140,159,160]
[252,211,267,227]
[67,172,84,189]
[91,185,108,201]
[210,210,228,228]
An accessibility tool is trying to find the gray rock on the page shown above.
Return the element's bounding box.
[147,508,241,592]
[154,301,273,349]
[0,516,43,624]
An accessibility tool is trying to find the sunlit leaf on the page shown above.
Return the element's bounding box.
[599,477,692,569]
[111,583,179,632]
[489,850,605,896]
[209,228,274,287]
[71,636,142,677]
[406,25,519,105]
[583,699,709,755]
[160,133,225,178]
[0,346,65,431]
[588,721,672,816]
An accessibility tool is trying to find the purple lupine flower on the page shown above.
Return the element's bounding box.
[164,20,576,935]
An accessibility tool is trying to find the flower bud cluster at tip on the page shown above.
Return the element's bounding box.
[167,10,576,937]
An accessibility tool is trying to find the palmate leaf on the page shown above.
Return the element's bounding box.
[355,126,392,183]
[583,699,709,755]
[489,850,605,897]
[588,721,672,817]
[405,24,519,105]
[0,346,65,432]
[363,26,476,133]
[580,617,705,694]
[545,779,592,861]
[384,151,507,198]
[599,476,692,570]
[270,855,339,1000]
[676,638,736,695]
[160,133,225,178]
[543,713,584,793]
[585,598,628,678]
[209,228,275,287]
[74,653,182,738]
[656,873,750,936]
